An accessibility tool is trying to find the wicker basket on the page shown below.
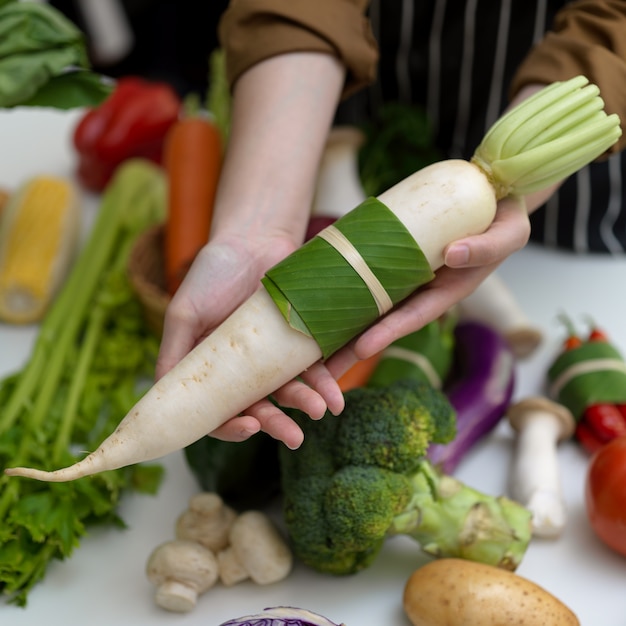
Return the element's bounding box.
[128,222,170,336]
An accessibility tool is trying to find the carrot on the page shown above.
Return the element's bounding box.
[3,76,620,483]
[164,95,222,295]
[336,352,382,392]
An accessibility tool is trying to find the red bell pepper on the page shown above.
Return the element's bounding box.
[73,76,181,191]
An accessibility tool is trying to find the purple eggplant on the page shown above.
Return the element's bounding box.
[219,606,345,626]
[427,320,516,474]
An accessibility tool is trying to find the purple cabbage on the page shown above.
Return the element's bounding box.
[219,606,345,626]
[427,320,516,474]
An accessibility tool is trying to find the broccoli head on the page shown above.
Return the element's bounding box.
[334,378,456,474]
[279,378,531,576]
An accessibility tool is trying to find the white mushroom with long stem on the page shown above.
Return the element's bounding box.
[146,539,219,612]
[507,396,576,538]
[457,272,543,359]
[217,510,293,586]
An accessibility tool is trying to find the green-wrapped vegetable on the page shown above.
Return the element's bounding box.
[367,316,456,388]
[548,316,626,454]
[549,340,626,419]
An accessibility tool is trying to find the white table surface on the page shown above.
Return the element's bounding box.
[1,108,625,625]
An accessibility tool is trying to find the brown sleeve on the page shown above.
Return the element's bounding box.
[509,0,626,154]
[218,0,379,99]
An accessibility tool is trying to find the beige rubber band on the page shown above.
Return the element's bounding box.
[549,357,626,399]
[317,225,393,316]
[380,345,442,389]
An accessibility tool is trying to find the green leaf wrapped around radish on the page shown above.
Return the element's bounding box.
[5,75,622,482]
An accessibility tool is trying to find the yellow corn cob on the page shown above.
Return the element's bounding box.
[0,175,80,324]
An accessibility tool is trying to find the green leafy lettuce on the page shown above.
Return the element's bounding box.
[0,0,111,108]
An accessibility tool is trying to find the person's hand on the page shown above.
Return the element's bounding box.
[154,50,347,448]
[334,84,551,363]
[155,237,285,378]
[243,192,536,445]
[157,192,532,449]
[155,232,345,449]
[325,193,533,374]
[155,73,549,450]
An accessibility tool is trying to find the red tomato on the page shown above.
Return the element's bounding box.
[585,436,626,557]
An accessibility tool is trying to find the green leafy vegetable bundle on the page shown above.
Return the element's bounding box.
[0,0,111,108]
[0,159,166,606]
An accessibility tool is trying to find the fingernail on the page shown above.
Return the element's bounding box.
[445,244,470,267]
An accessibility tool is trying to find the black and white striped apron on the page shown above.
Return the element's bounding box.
[337,0,626,253]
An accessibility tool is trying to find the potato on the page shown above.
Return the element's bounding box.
[403,559,580,625]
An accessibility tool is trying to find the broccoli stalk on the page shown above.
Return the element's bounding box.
[389,460,531,569]
[279,379,531,576]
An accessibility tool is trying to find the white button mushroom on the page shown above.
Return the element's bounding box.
[146,539,219,612]
[218,510,293,586]
[217,545,251,587]
[175,491,237,552]
[507,396,576,538]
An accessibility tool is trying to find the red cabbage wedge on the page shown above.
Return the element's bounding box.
[219,607,345,626]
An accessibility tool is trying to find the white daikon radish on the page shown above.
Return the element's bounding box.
[5,76,621,482]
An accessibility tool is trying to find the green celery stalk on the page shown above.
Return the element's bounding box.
[0,158,166,606]
[0,161,160,434]
[51,303,105,463]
